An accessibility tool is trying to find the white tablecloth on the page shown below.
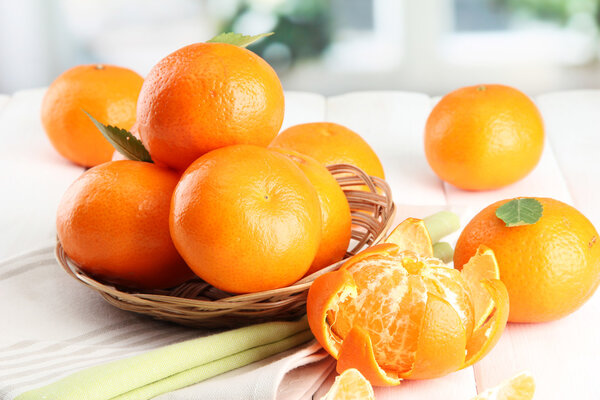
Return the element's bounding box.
[1,88,599,399]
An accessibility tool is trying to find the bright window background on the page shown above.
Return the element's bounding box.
[1,0,599,95]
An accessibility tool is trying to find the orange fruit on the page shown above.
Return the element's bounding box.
[472,371,535,400]
[271,148,352,275]
[424,84,544,191]
[269,122,385,179]
[137,42,284,171]
[454,197,600,322]
[307,218,509,385]
[41,64,143,167]
[321,368,375,400]
[56,160,194,289]
[170,145,322,294]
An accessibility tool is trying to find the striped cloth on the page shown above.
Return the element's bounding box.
[0,245,333,399]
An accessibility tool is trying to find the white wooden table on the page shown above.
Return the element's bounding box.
[1,89,599,399]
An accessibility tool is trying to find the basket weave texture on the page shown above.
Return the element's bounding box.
[57,163,396,329]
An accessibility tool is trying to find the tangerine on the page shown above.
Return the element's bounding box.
[271,148,352,275]
[424,84,544,191]
[269,122,385,179]
[307,218,509,385]
[454,197,600,322]
[170,145,322,294]
[137,42,284,171]
[56,160,193,289]
[41,64,143,167]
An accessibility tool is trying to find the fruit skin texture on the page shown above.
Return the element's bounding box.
[424,84,544,191]
[41,64,143,167]
[170,145,322,294]
[56,160,194,289]
[137,42,285,171]
[269,122,385,179]
[271,148,352,275]
[454,197,600,322]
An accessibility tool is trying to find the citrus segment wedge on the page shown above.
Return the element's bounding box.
[472,371,535,400]
[320,368,376,400]
[406,293,467,379]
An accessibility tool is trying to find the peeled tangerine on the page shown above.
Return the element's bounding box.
[307,218,509,385]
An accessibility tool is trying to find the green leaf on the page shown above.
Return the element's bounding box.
[206,32,273,48]
[495,198,543,227]
[84,111,153,163]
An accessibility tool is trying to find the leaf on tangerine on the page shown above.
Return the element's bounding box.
[495,198,543,227]
[84,111,153,163]
[206,32,273,48]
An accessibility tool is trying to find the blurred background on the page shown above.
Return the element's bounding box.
[1,0,600,96]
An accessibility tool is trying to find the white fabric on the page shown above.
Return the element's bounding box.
[0,88,599,399]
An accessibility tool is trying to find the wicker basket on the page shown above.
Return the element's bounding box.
[57,163,396,329]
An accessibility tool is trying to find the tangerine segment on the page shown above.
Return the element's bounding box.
[335,256,429,373]
[333,249,473,376]
[320,368,376,400]
[463,279,510,368]
[384,218,434,257]
[460,245,501,330]
[307,269,357,359]
[337,326,402,386]
[420,265,474,341]
[405,293,467,379]
[472,371,535,400]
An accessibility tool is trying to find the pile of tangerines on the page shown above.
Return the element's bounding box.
[45,37,385,294]
[42,33,599,398]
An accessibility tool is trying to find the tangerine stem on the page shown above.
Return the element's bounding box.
[424,211,460,243]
